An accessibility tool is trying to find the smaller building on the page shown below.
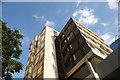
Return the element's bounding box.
[24,26,59,80]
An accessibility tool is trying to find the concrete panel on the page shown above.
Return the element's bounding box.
[44,26,59,79]
[95,48,120,78]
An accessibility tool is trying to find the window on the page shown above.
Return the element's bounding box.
[67,32,73,40]
[63,50,67,57]
[73,26,78,31]
[77,34,84,44]
[67,47,69,52]
[65,57,74,71]
[35,40,38,48]
[77,34,82,39]
[65,59,69,69]
[82,43,90,54]
[72,39,76,46]
[60,34,64,40]
[61,39,67,48]
[73,54,76,61]
[63,47,70,57]
[65,26,70,33]
[83,43,88,50]
[73,49,84,63]
[69,39,78,53]
[64,39,67,43]
[69,44,72,50]
[62,34,65,38]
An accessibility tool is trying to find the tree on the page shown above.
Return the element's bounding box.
[1,20,24,79]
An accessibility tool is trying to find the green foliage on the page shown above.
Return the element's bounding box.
[1,20,24,79]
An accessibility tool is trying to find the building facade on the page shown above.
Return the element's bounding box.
[24,26,59,79]
[55,18,113,79]
[25,18,114,80]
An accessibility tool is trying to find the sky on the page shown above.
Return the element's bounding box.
[2,1,118,78]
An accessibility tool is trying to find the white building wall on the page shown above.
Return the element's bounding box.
[44,26,58,79]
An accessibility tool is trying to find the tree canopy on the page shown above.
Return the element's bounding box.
[1,20,24,79]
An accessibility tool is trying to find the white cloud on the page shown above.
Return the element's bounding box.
[101,32,111,42]
[32,14,56,28]
[101,32,116,45]
[32,14,45,20]
[72,8,98,26]
[32,14,40,19]
[100,22,109,27]
[32,14,46,25]
[107,0,118,10]
[45,20,56,27]
[41,16,45,20]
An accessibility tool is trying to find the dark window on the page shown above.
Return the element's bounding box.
[59,36,62,40]
[69,44,73,50]
[65,26,70,33]
[65,58,69,69]
[59,33,64,40]
[65,57,74,72]
[82,43,90,54]
[77,34,84,44]
[71,40,75,49]
[77,34,82,39]
[69,39,78,53]
[36,40,38,48]
[63,47,69,57]
[72,39,76,46]
[83,43,88,50]
[67,47,69,52]
[73,26,78,31]
[61,39,67,48]
[73,49,84,63]
[67,32,73,40]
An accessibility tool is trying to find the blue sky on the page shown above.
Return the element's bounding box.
[2,2,118,78]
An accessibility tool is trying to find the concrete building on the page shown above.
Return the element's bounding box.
[24,18,115,80]
[55,18,113,79]
[24,26,59,79]
[110,37,120,51]
[95,37,120,79]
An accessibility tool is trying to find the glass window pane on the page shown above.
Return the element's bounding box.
[67,32,73,40]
